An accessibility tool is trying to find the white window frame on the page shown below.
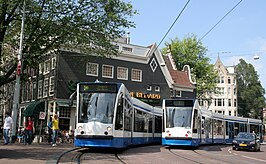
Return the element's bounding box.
[39,63,43,74]
[175,90,181,97]
[146,85,152,91]
[38,80,43,98]
[155,86,160,92]
[117,67,128,80]
[43,60,50,75]
[131,69,142,82]
[102,64,114,78]
[51,57,56,70]
[49,76,55,96]
[43,78,49,98]
[86,62,99,76]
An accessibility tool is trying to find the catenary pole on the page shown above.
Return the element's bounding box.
[11,0,25,142]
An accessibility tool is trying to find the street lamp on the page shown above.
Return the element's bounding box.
[11,0,25,142]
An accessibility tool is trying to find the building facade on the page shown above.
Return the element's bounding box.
[0,38,196,136]
[206,57,238,116]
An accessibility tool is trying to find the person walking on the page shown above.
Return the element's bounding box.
[24,116,34,144]
[3,112,13,145]
[51,114,59,147]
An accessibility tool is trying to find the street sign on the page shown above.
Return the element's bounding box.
[39,112,46,120]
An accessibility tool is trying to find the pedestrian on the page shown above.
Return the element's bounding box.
[24,116,34,144]
[51,114,59,147]
[3,112,13,145]
[47,117,53,143]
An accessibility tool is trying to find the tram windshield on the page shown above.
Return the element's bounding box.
[78,92,117,123]
[166,107,193,128]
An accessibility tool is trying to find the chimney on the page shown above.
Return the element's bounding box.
[126,31,130,44]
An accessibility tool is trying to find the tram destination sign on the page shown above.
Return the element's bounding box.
[79,83,117,93]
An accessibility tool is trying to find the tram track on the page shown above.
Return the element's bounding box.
[168,148,204,164]
[192,147,235,164]
[167,146,235,164]
[56,147,89,164]
[56,147,127,164]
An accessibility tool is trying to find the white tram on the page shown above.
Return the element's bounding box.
[74,82,163,148]
[162,99,263,147]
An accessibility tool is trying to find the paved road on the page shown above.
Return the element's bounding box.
[0,143,75,164]
[1,143,266,164]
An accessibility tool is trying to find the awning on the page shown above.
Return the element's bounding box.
[56,100,70,107]
[23,101,45,117]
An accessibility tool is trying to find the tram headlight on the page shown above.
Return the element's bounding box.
[107,126,112,131]
[187,131,191,134]
[78,126,83,132]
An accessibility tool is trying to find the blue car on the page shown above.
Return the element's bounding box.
[232,132,260,151]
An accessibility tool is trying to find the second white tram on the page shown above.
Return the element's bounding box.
[162,99,263,147]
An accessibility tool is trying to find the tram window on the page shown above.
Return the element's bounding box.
[148,116,153,133]
[213,119,223,135]
[250,124,259,134]
[115,94,123,130]
[239,124,247,132]
[134,109,145,132]
[155,116,162,133]
[124,105,131,131]
[192,109,199,133]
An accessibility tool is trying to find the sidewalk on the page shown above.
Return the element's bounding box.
[0,142,75,164]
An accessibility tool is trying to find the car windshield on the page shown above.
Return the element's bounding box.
[237,133,255,140]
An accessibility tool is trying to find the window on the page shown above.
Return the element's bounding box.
[217,99,222,106]
[43,60,50,74]
[122,46,132,52]
[39,63,43,74]
[117,67,128,80]
[229,111,232,116]
[43,78,49,97]
[228,99,231,106]
[51,57,56,69]
[102,65,114,78]
[33,82,37,100]
[221,76,224,83]
[86,62,98,76]
[234,99,237,107]
[228,77,231,84]
[60,107,71,118]
[155,86,160,92]
[49,76,55,96]
[146,85,152,91]
[38,80,43,98]
[174,90,181,97]
[131,69,142,82]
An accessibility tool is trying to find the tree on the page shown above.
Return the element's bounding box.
[162,34,218,102]
[236,59,265,119]
[0,0,136,87]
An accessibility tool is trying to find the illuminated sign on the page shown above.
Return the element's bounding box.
[79,83,117,93]
[130,92,161,100]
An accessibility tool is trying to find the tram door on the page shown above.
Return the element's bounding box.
[228,122,234,140]
[124,98,132,145]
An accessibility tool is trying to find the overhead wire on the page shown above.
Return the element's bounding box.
[199,0,243,42]
[155,0,191,50]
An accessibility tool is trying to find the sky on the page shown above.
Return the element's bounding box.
[127,0,266,93]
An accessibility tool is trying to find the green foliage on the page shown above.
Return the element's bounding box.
[0,0,136,86]
[162,34,218,100]
[236,59,265,119]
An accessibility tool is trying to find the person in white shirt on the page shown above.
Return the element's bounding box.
[3,112,13,145]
